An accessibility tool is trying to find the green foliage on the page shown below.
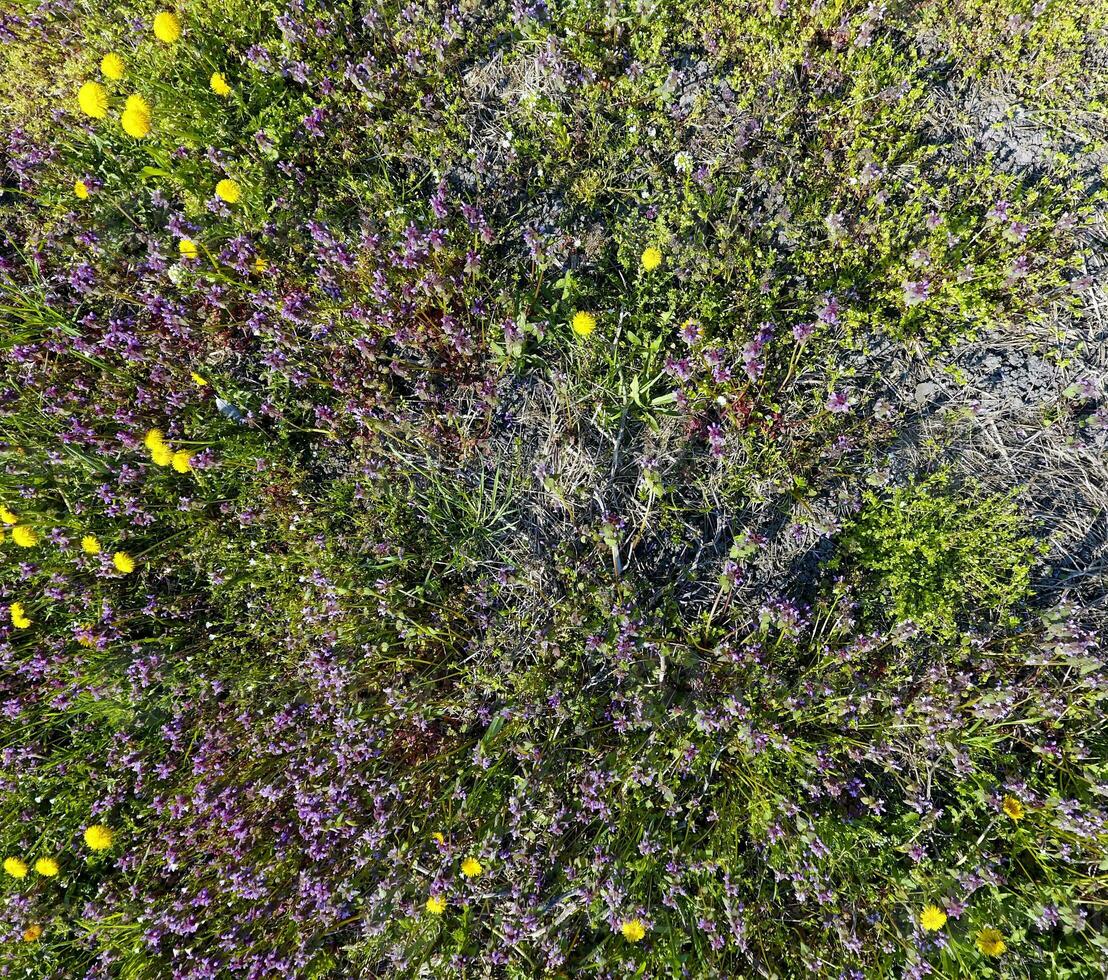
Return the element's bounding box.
[916,0,1108,114]
[839,470,1043,637]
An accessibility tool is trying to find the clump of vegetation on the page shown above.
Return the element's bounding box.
[839,470,1043,637]
[1,0,1106,977]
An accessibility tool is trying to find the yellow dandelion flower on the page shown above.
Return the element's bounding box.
[121,94,151,139]
[144,428,165,450]
[253,256,268,274]
[152,11,181,43]
[431,832,445,845]
[81,534,101,555]
[84,824,114,851]
[919,905,947,932]
[1002,795,1024,822]
[210,72,231,97]
[215,178,241,204]
[976,927,1006,957]
[179,238,199,259]
[121,106,152,138]
[75,179,89,199]
[10,602,32,629]
[620,918,647,943]
[426,894,446,915]
[112,552,136,574]
[0,504,18,524]
[640,246,663,271]
[190,371,208,386]
[460,857,483,878]
[151,442,173,467]
[23,923,43,942]
[77,81,109,119]
[12,525,39,548]
[171,450,193,473]
[571,311,596,337]
[3,857,28,879]
[33,857,59,877]
[100,52,125,80]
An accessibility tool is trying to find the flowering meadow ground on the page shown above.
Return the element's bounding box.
[2,1,1108,977]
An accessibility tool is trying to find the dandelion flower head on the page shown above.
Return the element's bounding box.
[460,857,483,878]
[34,857,59,877]
[620,918,647,943]
[100,53,125,80]
[12,526,39,548]
[10,602,32,629]
[121,94,151,138]
[571,311,596,337]
[215,178,241,204]
[3,857,28,879]
[976,928,1006,957]
[919,906,947,932]
[84,824,114,851]
[640,246,663,271]
[78,81,109,119]
[153,11,181,43]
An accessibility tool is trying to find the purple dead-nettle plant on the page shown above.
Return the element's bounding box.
[707,422,726,458]
[986,199,1011,223]
[903,278,930,306]
[664,355,693,381]
[679,319,703,345]
[816,293,840,325]
[793,320,816,343]
[704,347,732,384]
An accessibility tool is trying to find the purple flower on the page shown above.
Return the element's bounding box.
[664,356,692,381]
[707,422,726,457]
[986,199,1010,222]
[903,279,930,306]
[816,293,839,325]
[792,321,815,343]
[679,320,702,345]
